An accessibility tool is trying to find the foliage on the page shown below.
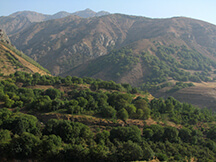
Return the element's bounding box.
[117,108,129,121]
[141,45,215,91]
[110,125,142,143]
[0,72,216,161]
[79,47,140,78]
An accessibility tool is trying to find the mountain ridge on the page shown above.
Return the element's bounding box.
[0,9,110,36]
[9,14,216,75]
[9,8,110,22]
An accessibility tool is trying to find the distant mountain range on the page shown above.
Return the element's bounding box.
[9,8,110,22]
[0,9,110,35]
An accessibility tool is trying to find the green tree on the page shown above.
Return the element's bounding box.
[179,128,192,143]
[163,126,179,142]
[45,119,93,143]
[117,108,129,121]
[3,94,15,108]
[110,125,141,143]
[146,124,164,141]
[164,101,174,113]
[0,129,11,143]
[0,129,11,158]
[60,144,90,162]
[143,128,154,139]
[9,132,40,159]
[156,153,168,161]
[39,134,62,159]
[141,143,154,160]
[32,95,52,112]
[134,99,150,119]
[2,114,41,136]
[117,140,143,161]
[89,143,110,161]
[125,104,136,116]
[101,105,116,118]
[108,93,133,111]
[95,130,110,144]
[77,97,88,108]
[207,126,216,141]
[44,88,62,100]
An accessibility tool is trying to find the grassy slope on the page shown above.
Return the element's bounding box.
[0,42,50,75]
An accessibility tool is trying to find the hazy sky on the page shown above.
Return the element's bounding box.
[1,0,216,25]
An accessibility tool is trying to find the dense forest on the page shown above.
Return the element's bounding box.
[0,72,216,161]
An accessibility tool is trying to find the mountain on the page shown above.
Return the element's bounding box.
[47,11,71,20]
[5,13,216,109]
[9,10,50,22]
[0,9,110,36]
[0,29,50,75]
[0,29,10,44]
[9,9,110,21]
[71,8,110,18]
[9,14,216,75]
[0,15,32,36]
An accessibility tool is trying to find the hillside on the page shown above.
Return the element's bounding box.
[63,43,216,109]
[8,14,216,76]
[0,15,32,36]
[0,71,216,161]
[0,29,50,75]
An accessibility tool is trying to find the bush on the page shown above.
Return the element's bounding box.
[156,153,168,161]
[117,108,129,121]
[101,106,116,118]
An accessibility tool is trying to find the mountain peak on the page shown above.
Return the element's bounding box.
[84,8,94,12]
[48,11,71,20]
